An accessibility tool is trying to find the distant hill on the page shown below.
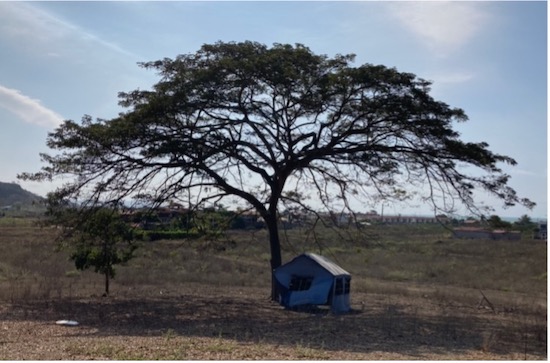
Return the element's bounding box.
[0,182,43,207]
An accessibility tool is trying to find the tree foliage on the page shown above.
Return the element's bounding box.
[20,41,534,297]
[47,200,137,295]
[513,214,537,232]
[486,214,513,230]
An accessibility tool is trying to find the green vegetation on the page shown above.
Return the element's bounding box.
[46,206,137,296]
[137,230,201,241]
[69,210,137,296]
[513,214,538,232]
[486,214,513,229]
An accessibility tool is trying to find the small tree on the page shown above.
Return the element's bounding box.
[50,203,136,296]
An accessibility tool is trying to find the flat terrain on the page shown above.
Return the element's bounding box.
[0,220,546,359]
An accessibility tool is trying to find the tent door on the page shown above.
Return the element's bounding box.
[330,276,351,313]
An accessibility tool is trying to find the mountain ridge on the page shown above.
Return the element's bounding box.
[0,181,43,206]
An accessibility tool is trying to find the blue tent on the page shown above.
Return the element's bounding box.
[274,253,351,313]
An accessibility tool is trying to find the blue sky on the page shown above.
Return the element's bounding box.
[0,1,546,219]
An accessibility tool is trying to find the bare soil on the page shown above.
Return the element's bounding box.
[0,283,546,360]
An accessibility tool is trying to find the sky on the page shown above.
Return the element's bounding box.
[0,1,547,219]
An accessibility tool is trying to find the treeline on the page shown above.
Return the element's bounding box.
[121,207,544,241]
[122,207,265,241]
[480,214,540,232]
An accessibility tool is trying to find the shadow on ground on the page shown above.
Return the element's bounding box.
[2,288,546,359]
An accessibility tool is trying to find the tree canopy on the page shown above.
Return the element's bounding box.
[20,41,533,297]
[486,215,513,230]
[46,201,137,295]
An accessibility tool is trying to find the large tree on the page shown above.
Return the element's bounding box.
[20,41,533,299]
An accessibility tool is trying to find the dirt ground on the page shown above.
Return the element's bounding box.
[0,283,546,360]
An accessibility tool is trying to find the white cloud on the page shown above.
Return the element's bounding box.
[509,169,540,177]
[432,71,475,85]
[0,2,140,60]
[386,2,490,57]
[423,70,476,93]
[0,85,64,128]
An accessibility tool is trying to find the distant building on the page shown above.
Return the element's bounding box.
[231,211,265,230]
[533,223,547,240]
[490,229,522,241]
[452,227,521,240]
[463,218,481,227]
[362,213,447,225]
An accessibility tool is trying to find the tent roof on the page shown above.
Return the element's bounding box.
[296,253,350,277]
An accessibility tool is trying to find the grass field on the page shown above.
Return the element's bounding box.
[0,220,547,359]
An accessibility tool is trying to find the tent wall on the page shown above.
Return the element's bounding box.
[274,253,352,312]
[274,257,332,286]
[287,279,333,306]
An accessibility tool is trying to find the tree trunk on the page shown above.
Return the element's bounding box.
[104,272,110,296]
[265,212,282,301]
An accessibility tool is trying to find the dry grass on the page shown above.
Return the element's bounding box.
[0,222,546,359]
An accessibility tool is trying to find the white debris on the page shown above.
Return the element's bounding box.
[55,320,79,326]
